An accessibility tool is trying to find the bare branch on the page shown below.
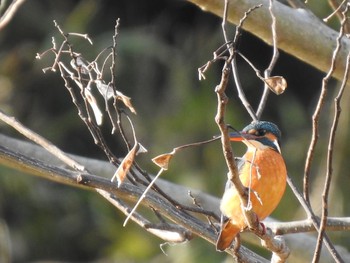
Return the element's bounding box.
[221,2,260,121]
[2,133,350,261]
[303,2,348,205]
[287,176,344,262]
[256,0,279,118]
[268,217,350,235]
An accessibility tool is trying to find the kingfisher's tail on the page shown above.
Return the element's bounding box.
[216,221,241,251]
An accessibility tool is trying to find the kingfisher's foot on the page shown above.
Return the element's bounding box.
[259,222,266,236]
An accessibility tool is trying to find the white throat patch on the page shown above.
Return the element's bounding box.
[244,139,281,153]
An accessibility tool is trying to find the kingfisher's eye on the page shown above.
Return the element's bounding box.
[256,129,266,136]
[248,129,266,136]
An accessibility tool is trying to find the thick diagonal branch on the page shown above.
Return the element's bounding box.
[187,0,350,81]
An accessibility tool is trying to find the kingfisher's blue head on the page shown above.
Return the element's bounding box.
[229,121,282,153]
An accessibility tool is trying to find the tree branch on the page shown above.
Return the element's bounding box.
[187,0,350,81]
[1,133,350,261]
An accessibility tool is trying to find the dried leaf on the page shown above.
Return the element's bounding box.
[95,80,137,114]
[264,76,287,95]
[116,90,137,114]
[136,143,148,155]
[152,153,174,170]
[112,144,137,187]
[111,143,147,186]
[84,88,103,125]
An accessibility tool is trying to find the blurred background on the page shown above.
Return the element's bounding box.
[0,0,349,262]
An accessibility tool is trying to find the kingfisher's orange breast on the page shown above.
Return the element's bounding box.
[220,147,287,226]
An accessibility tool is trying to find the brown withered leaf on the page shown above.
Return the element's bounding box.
[95,80,137,114]
[152,152,175,170]
[116,91,137,114]
[264,76,287,95]
[112,143,138,187]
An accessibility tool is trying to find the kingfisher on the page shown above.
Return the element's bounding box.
[216,121,287,251]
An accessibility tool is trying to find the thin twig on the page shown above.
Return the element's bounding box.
[221,1,260,121]
[256,0,279,118]
[269,217,350,235]
[326,0,350,34]
[287,176,344,262]
[123,168,165,226]
[324,0,347,22]
[110,18,119,86]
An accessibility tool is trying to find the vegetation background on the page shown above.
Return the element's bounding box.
[0,0,348,262]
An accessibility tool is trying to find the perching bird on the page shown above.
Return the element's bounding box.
[216,121,287,251]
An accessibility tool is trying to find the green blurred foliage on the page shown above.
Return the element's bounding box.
[0,0,349,262]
